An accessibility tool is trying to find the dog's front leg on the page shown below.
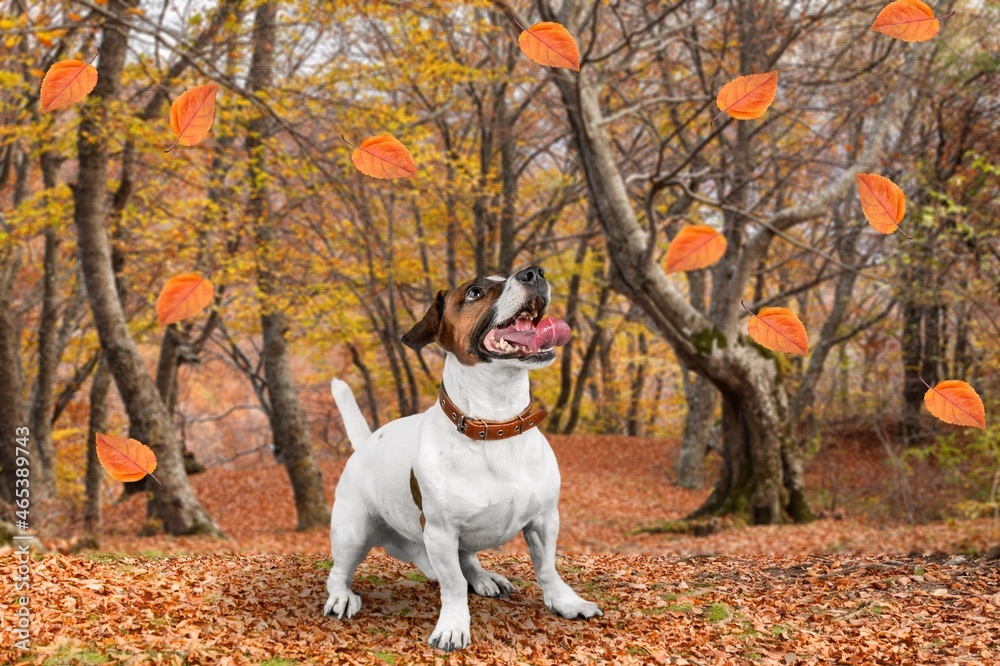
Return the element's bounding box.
[524,510,603,620]
[423,521,471,651]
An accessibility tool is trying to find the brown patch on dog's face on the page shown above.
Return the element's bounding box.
[435,276,506,365]
[401,276,507,365]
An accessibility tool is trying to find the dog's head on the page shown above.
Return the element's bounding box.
[401,266,571,368]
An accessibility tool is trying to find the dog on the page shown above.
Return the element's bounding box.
[324,266,603,651]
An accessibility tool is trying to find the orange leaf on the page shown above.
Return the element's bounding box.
[40,59,98,113]
[156,273,214,326]
[856,173,905,234]
[665,225,727,273]
[350,135,417,179]
[745,305,808,356]
[168,83,218,148]
[517,21,580,71]
[871,0,941,42]
[716,71,778,120]
[95,433,157,483]
[923,379,986,429]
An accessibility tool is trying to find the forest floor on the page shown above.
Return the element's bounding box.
[3,432,999,664]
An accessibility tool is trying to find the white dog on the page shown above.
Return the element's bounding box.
[324,266,603,651]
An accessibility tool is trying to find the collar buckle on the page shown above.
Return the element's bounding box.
[456,414,467,434]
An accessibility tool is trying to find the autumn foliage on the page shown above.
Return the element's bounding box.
[871,0,944,42]
[715,71,778,121]
[167,83,219,150]
[39,58,98,112]
[155,273,215,326]
[95,433,158,484]
[8,0,995,558]
[856,173,907,235]
[664,225,727,273]
[348,134,417,179]
[517,21,581,71]
[743,303,809,357]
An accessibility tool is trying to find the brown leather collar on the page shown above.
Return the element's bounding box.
[438,384,547,441]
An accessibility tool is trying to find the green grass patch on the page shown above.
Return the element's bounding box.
[261,659,297,666]
[404,571,427,582]
[667,602,694,614]
[313,559,332,570]
[43,647,106,666]
[373,651,398,664]
[706,603,732,623]
[358,574,387,587]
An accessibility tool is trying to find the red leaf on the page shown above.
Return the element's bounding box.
[664,226,727,273]
[156,273,214,326]
[517,22,580,71]
[168,83,219,149]
[924,379,986,429]
[349,135,417,179]
[40,59,98,112]
[95,433,158,483]
[745,305,809,356]
[871,0,942,42]
[716,71,778,120]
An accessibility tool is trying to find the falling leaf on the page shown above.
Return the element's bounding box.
[744,303,808,356]
[664,225,727,273]
[156,273,214,326]
[856,173,905,234]
[871,0,942,42]
[517,21,580,71]
[95,433,158,483]
[40,58,98,112]
[349,134,417,179]
[715,71,778,120]
[923,379,986,429]
[168,83,219,150]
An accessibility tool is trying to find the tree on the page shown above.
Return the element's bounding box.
[245,0,330,530]
[72,0,220,536]
[519,0,922,523]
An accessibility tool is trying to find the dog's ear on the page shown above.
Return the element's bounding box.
[402,290,447,351]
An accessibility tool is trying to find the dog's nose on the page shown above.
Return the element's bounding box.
[515,266,545,285]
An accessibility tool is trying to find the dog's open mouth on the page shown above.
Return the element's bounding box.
[482,296,571,358]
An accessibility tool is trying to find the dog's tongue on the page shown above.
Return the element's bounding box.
[500,317,571,352]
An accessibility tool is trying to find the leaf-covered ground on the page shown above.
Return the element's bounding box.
[5,552,999,664]
[4,434,998,664]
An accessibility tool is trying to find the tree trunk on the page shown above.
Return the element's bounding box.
[246,0,329,530]
[625,331,648,437]
[900,297,926,445]
[677,265,717,489]
[677,372,717,489]
[72,0,220,536]
[82,357,112,548]
[0,249,24,505]
[27,153,63,499]
[0,149,30,504]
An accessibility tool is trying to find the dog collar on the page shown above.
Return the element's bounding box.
[438,384,548,441]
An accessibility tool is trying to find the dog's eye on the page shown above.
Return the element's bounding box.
[465,287,484,301]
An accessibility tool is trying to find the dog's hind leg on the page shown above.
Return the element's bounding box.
[459,550,514,598]
[383,538,438,581]
[324,499,379,619]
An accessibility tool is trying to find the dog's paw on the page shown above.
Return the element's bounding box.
[469,571,515,598]
[547,594,603,620]
[323,590,362,619]
[428,621,471,652]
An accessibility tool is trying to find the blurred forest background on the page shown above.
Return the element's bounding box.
[0,0,998,546]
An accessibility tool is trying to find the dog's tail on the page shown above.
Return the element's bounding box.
[331,379,373,450]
